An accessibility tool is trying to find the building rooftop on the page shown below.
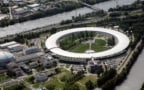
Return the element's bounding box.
[0,41,17,48]
[28,3,40,8]
[46,27,130,59]
[16,52,43,62]
[8,43,21,49]
[0,51,14,63]
[23,47,41,55]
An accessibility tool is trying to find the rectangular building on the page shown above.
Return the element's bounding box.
[0,41,17,48]
[8,44,24,52]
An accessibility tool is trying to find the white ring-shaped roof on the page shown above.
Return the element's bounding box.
[45,27,130,59]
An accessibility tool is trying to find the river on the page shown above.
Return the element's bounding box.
[0,0,137,38]
[116,49,144,90]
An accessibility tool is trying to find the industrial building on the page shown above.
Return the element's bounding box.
[8,43,24,52]
[0,41,17,49]
[23,47,41,55]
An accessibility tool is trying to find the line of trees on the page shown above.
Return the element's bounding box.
[101,37,144,90]
[3,83,28,90]
[109,0,144,12]
[61,71,85,90]
[60,10,107,25]
[97,69,117,87]
[80,0,110,5]
[0,1,82,27]
[85,80,95,90]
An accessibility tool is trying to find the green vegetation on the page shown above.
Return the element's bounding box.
[60,31,111,53]
[60,10,107,25]
[0,6,9,14]
[0,74,10,82]
[107,37,115,46]
[63,83,80,90]
[43,77,64,89]
[101,38,144,90]
[77,75,97,90]
[97,0,144,41]
[53,70,97,90]
[24,67,98,90]
[43,68,84,90]
[85,80,95,90]
[68,39,110,53]
[1,1,144,90]
[69,43,89,53]
[78,75,97,85]
[97,69,117,87]
[59,31,95,50]
[91,39,110,52]
[92,1,144,89]
[45,84,56,90]
[25,68,72,89]
[3,83,30,90]
[0,1,82,27]
[25,76,34,84]
[81,0,110,5]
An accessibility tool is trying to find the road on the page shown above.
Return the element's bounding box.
[117,39,142,74]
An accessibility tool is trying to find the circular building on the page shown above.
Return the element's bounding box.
[0,51,14,67]
[35,72,48,82]
[45,27,130,63]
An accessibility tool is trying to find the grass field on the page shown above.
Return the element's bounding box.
[69,43,89,53]
[32,68,72,89]
[68,39,110,53]
[76,75,98,90]
[44,69,98,90]
[25,67,98,90]
[0,74,10,83]
[92,39,110,52]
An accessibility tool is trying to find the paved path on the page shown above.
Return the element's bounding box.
[117,39,142,74]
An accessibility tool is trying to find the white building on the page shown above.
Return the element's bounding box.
[45,27,130,62]
[0,41,17,48]
[28,3,40,12]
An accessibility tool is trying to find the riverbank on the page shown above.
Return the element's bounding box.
[101,38,144,90]
[116,48,144,90]
[0,0,137,38]
[0,0,112,28]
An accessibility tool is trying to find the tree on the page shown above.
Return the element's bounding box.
[85,80,95,90]
[26,76,35,84]
[55,68,61,74]
[107,36,115,46]
[50,28,57,34]
[4,83,26,90]
[97,69,116,86]
[46,84,55,90]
